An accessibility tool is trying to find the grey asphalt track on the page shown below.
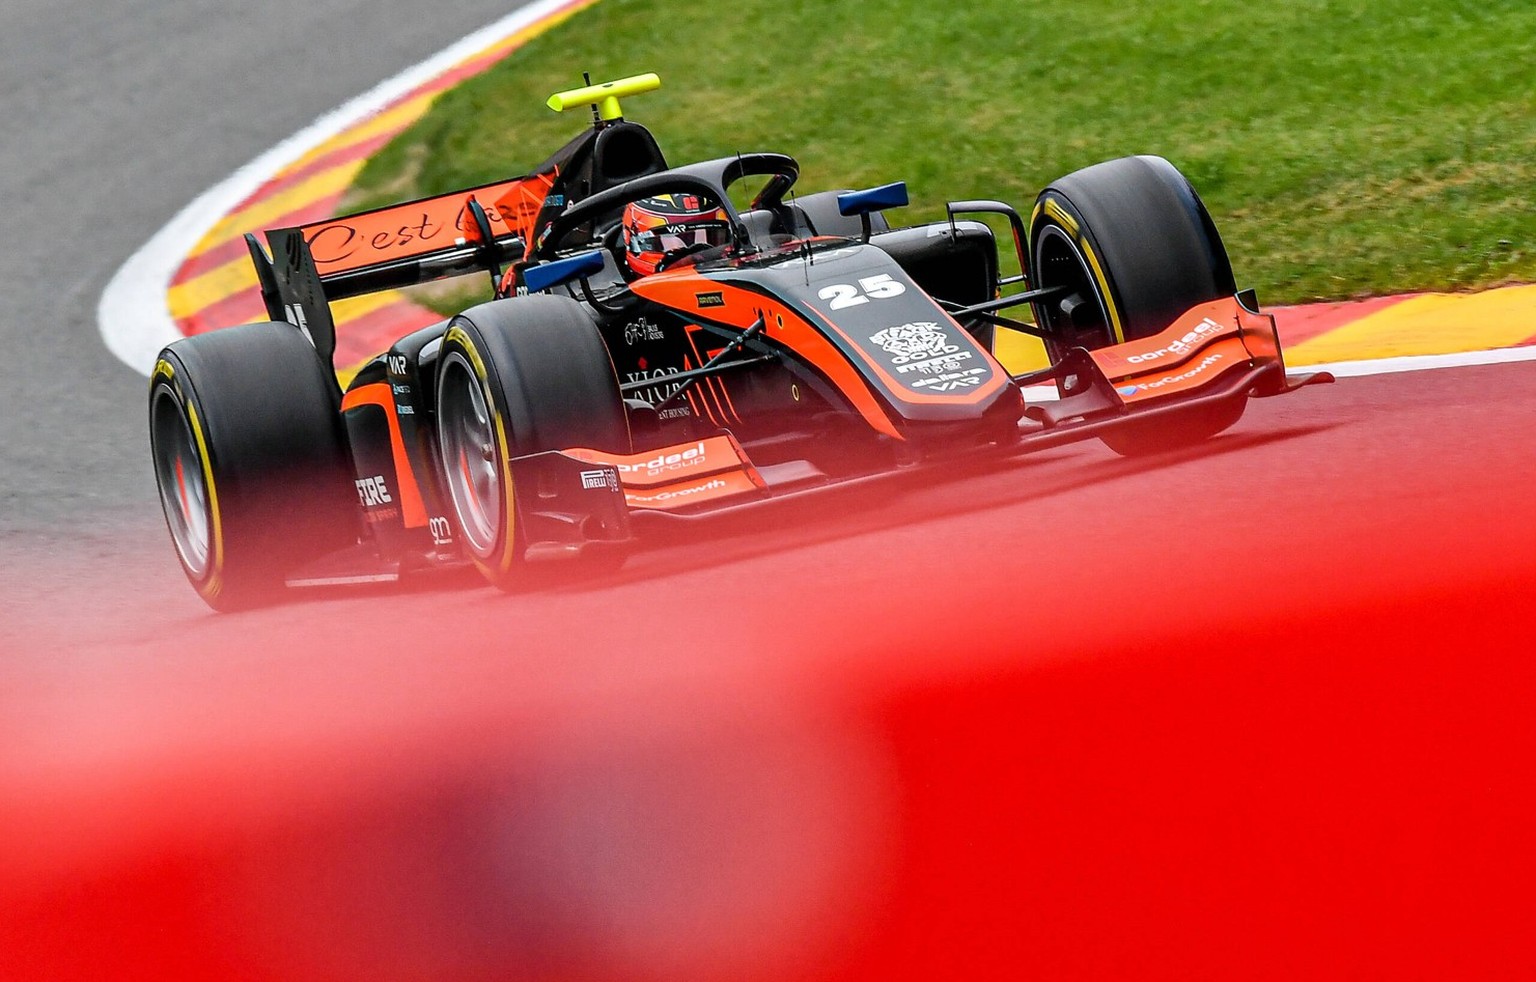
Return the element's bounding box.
[0,0,535,632]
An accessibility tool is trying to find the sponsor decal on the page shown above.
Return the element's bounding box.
[1135,352,1226,392]
[1119,385,1141,396]
[696,291,725,308]
[622,317,666,345]
[611,442,708,480]
[627,478,728,505]
[658,406,692,420]
[428,516,454,546]
[580,469,620,492]
[1125,317,1227,365]
[623,366,685,404]
[662,221,723,235]
[296,173,555,275]
[621,469,764,510]
[869,321,987,392]
[392,378,417,415]
[894,350,975,375]
[386,354,409,375]
[911,368,987,392]
[305,211,444,263]
[567,435,750,488]
[534,221,555,252]
[355,475,393,507]
[870,321,961,365]
[543,194,566,208]
[305,214,442,267]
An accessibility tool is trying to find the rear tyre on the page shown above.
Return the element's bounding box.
[435,295,630,591]
[1027,155,1240,455]
[149,323,357,611]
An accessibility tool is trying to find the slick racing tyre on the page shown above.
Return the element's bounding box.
[434,295,630,591]
[1027,155,1241,455]
[149,322,357,611]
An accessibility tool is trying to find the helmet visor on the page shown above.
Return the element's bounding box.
[631,221,732,256]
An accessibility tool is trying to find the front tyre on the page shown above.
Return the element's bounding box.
[1027,155,1240,455]
[435,295,629,591]
[149,323,357,610]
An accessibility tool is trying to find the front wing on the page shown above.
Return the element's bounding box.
[1023,294,1330,430]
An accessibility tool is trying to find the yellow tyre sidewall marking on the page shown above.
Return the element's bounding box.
[1042,197,1078,235]
[1076,235,1124,345]
[1034,193,1127,346]
[444,325,518,575]
[153,357,226,600]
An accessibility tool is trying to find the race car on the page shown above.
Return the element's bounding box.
[148,72,1331,610]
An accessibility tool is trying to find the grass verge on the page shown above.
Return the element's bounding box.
[349,0,1536,306]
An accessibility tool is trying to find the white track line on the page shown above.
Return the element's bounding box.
[98,0,1536,382]
[1018,344,1536,401]
[98,0,578,375]
[1289,344,1536,377]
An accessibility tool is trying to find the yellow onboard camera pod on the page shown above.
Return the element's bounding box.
[546,72,661,121]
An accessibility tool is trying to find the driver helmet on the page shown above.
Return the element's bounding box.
[622,193,731,276]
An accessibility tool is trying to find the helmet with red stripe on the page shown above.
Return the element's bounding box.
[621,193,731,276]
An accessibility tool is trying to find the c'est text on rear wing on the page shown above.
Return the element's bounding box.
[245,171,556,368]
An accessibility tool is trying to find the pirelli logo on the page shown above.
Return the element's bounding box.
[579,468,619,492]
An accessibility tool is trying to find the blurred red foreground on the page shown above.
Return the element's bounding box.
[5,365,1536,979]
[7,562,1533,978]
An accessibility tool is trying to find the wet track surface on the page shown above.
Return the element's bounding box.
[4,3,1536,978]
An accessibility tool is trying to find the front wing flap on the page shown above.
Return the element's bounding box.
[563,433,769,514]
[1026,295,1333,429]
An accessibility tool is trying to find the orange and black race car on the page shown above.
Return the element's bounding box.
[148,73,1331,610]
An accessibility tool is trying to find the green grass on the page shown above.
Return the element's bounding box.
[349,0,1536,305]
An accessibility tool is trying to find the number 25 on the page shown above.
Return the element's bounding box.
[818,274,906,310]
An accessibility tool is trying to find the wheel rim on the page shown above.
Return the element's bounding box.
[150,386,212,579]
[1032,225,1114,352]
[437,352,503,557]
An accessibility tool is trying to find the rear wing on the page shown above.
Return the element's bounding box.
[246,171,555,366]
[244,71,669,370]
